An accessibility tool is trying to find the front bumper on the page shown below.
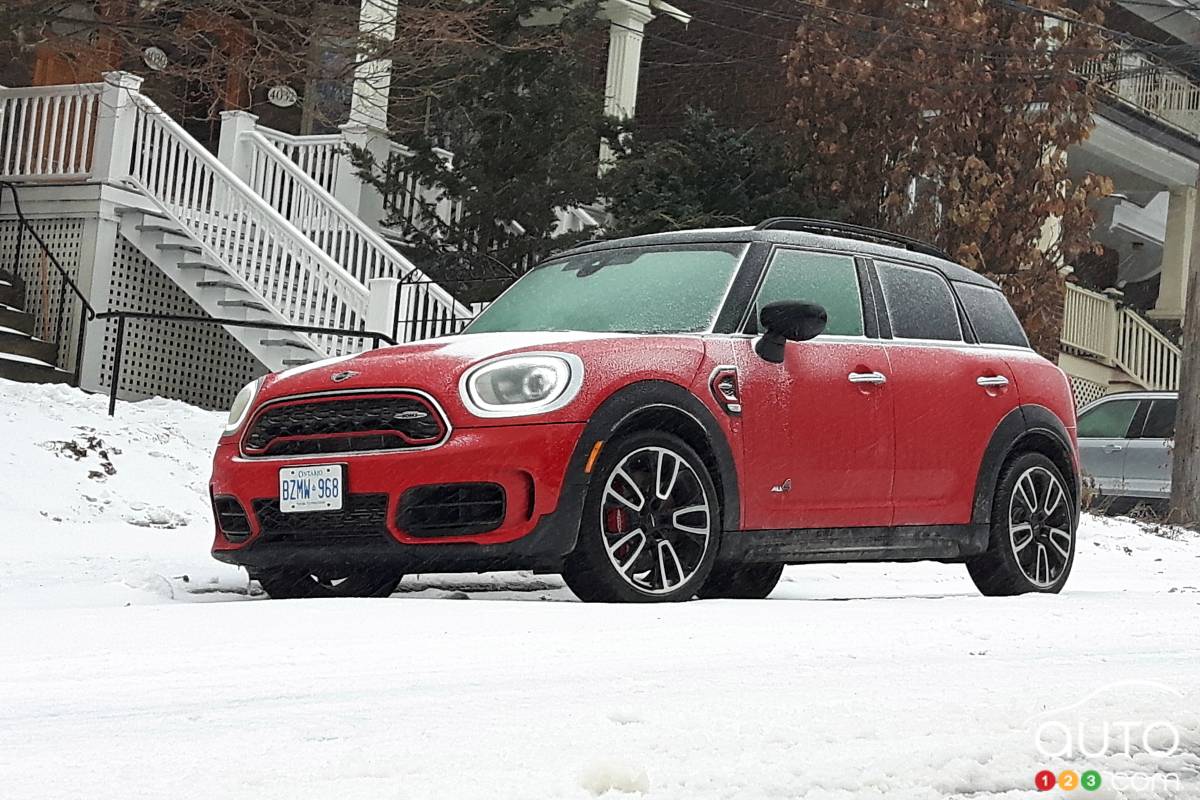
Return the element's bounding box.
[210,422,588,573]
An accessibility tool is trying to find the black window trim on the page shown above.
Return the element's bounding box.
[952,280,1032,350]
[1128,400,1152,439]
[869,257,967,344]
[732,243,876,339]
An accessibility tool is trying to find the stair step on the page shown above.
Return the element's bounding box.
[156,242,203,255]
[0,304,34,333]
[196,280,244,291]
[259,338,308,348]
[281,358,314,366]
[136,223,186,236]
[218,300,268,311]
[176,261,227,273]
[0,282,20,308]
[0,352,70,385]
[0,329,58,363]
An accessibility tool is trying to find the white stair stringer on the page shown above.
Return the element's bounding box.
[117,207,324,371]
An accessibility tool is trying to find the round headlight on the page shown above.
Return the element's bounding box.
[225,377,264,433]
[462,354,583,417]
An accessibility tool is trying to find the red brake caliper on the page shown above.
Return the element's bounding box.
[606,507,631,534]
[606,507,634,561]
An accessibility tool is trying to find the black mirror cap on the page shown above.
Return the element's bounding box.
[755,301,828,363]
[760,301,828,341]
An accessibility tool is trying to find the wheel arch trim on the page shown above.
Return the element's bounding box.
[972,404,1080,527]
[564,380,741,532]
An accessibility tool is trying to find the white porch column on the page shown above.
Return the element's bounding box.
[1152,185,1197,320]
[92,71,144,182]
[217,110,259,183]
[333,124,392,229]
[599,2,655,168]
[349,0,398,130]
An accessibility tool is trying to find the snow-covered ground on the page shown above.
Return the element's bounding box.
[1,379,1198,799]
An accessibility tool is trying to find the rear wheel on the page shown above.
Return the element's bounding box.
[254,568,402,599]
[562,431,722,603]
[967,452,1075,596]
[698,563,784,599]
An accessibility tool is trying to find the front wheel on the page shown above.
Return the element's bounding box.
[254,568,403,599]
[562,431,722,603]
[967,452,1076,596]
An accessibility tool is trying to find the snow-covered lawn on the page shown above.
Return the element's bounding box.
[1,379,1198,799]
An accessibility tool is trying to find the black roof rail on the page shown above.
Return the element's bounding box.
[755,217,953,262]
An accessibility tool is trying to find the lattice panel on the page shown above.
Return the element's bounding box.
[0,217,85,371]
[95,236,267,409]
[1069,375,1108,409]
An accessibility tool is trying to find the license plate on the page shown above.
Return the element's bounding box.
[279,465,344,513]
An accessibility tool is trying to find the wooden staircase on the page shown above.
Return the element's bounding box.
[0,268,72,384]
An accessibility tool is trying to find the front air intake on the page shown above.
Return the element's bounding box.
[398,483,507,538]
[213,495,251,542]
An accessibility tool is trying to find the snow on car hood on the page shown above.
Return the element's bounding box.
[259,330,706,420]
[273,331,637,382]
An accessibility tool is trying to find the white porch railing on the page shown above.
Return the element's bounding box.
[127,93,371,356]
[243,130,474,334]
[1081,43,1200,140]
[1062,282,1181,391]
[1115,307,1181,391]
[0,83,103,179]
[256,127,341,193]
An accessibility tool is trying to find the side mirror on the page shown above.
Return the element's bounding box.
[755,301,828,363]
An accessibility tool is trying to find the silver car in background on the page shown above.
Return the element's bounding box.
[1077,391,1177,504]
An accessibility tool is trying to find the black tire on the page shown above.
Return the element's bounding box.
[254,568,402,599]
[967,452,1076,596]
[562,430,722,603]
[697,562,784,599]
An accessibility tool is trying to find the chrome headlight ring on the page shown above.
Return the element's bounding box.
[459,352,584,418]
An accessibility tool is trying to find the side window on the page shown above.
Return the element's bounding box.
[752,249,864,337]
[1139,399,1177,440]
[1077,399,1140,439]
[955,282,1030,348]
[876,262,962,341]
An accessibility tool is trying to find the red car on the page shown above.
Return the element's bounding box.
[210,219,1080,602]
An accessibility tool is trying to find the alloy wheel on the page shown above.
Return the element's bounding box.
[600,446,713,595]
[1008,465,1073,588]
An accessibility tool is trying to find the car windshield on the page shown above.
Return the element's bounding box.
[466,243,747,334]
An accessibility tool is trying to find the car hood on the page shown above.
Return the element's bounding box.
[255,331,709,426]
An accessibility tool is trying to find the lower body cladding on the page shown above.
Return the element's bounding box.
[210,422,587,574]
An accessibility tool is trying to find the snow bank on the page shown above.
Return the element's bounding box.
[0,379,247,607]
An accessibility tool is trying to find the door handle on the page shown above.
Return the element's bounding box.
[1103,444,1124,453]
[849,371,887,385]
[977,376,1010,388]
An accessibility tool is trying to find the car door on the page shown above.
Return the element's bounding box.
[1123,397,1175,499]
[872,260,1019,526]
[1076,396,1142,497]
[734,247,894,530]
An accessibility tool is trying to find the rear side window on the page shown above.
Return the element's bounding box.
[955,283,1029,348]
[753,249,864,336]
[876,262,961,341]
[1140,399,1177,439]
[1077,399,1140,439]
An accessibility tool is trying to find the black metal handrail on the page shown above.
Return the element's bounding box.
[0,181,96,385]
[95,311,399,416]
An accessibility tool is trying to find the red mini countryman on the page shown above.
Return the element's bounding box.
[210,219,1080,602]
